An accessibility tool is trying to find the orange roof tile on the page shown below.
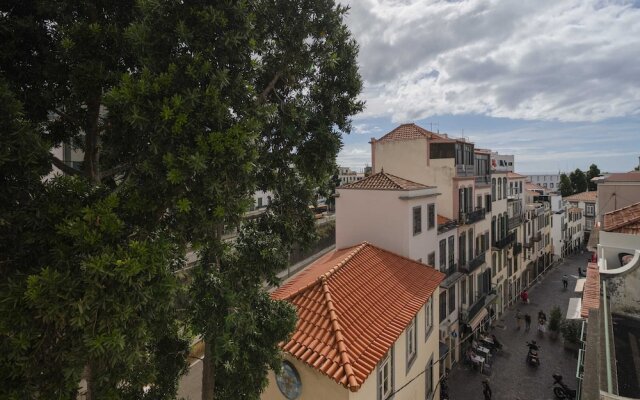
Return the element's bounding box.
[507,172,527,179]
[272,243,444,391]
[376,123,444,142]
[526,182,546,191]
[564,191,597,203]
[568,207,582,214]
[603,201,640,235]
[437,215,451,225]
[581,263,600,318]
[602,171,640,182]
[338,171,432,191]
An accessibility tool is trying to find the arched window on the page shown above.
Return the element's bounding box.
[492,178,496,199]
[503,178,507,198]
[497,179,502,200]
[491,216,496,242]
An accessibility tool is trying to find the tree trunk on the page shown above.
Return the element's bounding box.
[201,340,215,400]
[84,363,94,400]
[84,95,102,185]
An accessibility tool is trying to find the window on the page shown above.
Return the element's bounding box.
[413,206,422,235]
[477,195,482,209]
[439,240,447,270]
[461,278,467,305]
[448,236,455,267]
[497,178,502,200]
[492,253,497,277]
[491,178,496,200]
[485,194,492,212]
[448,285,456,314]
[459,232,466,266]
[378,350,393,400]
[428,252,436,267]
[503,177,507,198]
[257,197,263,208]
[468,228,474,262]
[425,298,433,339]
[468,277,474,305]
[406,317,417,372]
[440,291,447,322]
[427,204,435,230]
[550,183,554,188]
[425,358,434,399]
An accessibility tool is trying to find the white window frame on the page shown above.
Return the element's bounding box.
[425,298,433,340]
[378,349,393,400]
[406,317,417,372]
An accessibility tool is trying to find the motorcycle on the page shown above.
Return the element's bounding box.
[526,341,540,366]
[552,373,576,399]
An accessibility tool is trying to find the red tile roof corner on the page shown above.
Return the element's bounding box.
[581,262,600,319]
[376,123,444,143]
[603,201,640,234]
[339,170,433,191]
[272,242,445,391]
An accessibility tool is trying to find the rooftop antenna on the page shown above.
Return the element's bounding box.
[429,122,439,133]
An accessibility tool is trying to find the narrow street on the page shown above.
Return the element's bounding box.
[448,253,584,400]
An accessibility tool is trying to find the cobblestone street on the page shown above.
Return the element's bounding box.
[447,253,584,400]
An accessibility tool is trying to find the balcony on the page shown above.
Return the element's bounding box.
[463,294,488,323]
[532,232,542,242]
[508,214,523,230]
[456,163,474,177]
[523,239,534,249]
[513,242,523,256]
[438,219,458,234]
[459,207,486,225]
[442,262,457,277]
[475,175,491,186]
[493,232,515,250]
[467,252,486,272]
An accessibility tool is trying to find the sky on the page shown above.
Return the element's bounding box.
[336,0,640,174]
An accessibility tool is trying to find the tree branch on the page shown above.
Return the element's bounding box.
[51,109,80,127]
[50,154,83,176]
[258,72,282,105]
[100,163,130,180]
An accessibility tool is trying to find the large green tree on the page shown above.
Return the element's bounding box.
[569,168,588,194]
[0,1,362,399]
[586,163,601,191]
[558,173,573,197]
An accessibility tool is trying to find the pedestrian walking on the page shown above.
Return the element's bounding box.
[482,379,492,400]
[520,290,529,304]
[524,313,532,332]
[515,309,522,330]
[562,274,569,289]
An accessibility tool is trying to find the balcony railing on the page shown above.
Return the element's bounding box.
[467,252,486,272]
[493,232,515,250]
[532,232,542,242]
[456,163,474,177]
[523,239,534,249]
[513,242,523,256]
[475,175,491,186]
[508,215,523,230]
[438,219,458,234]
[462,294,488,323]
[442,263,457,277]
[460,207,486,225]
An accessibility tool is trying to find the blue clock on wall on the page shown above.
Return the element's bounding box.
[276,361,302,399]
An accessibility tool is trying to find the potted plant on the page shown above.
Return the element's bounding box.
[548,306,562,340]
[560,319,582,355]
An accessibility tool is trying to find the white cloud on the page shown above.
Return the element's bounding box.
[343,0,640,122]
[337,144,372,169]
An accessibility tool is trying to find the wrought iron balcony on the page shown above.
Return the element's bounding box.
[513,242,523,256]
[475,175,491,186]
[459,207,486,225]
[523,239,534,249]
[508,214,523,230]
[467,252,486,272]
[462,294,488,323]
[493,232,515,250]
[532,232,542,242]
[438,219,458,234]
[442,263,458,277]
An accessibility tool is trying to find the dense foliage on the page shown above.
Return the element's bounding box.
[0,1,362,399]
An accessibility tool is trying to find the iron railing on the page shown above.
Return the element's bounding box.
[532,232,542,242]
[438,219,458,234]
[508,215,523,230]
[468,252,486,272]
[494,232,515,250]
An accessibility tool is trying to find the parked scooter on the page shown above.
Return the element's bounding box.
[526,341,540,366]
[552,373,576,399]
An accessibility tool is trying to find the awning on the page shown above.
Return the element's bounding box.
[469,308,489,331]
[438,342,450,361]
[566,297,583,319]
[574,278,586,293]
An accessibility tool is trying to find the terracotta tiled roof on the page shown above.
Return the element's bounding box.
[437,215,451,225]
[272,243,444,391]
[507,172,527,179]
[568,207,582,214]
[339,171,432,191]
[376,123,443,142]
[526,182,546,191]
[602,171,640,182]
[564,191,597,202]
[581,262,600,318]
[603,201,640,235]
